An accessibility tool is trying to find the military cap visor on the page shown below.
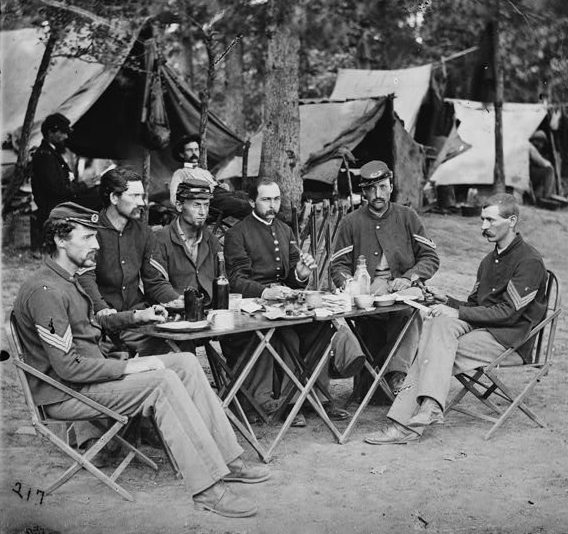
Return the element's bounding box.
[359,160,393,188]
[48,202,103,228]
[176,181,213,202]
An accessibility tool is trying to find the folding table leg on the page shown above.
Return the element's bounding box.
[264,342,339,460]
[339,309,419,444]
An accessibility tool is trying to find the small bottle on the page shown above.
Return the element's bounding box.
[212,251,229,309]
[353,255,371,295]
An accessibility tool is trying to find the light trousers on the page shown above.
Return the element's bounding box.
[388,316,522,434]
[46,352,243,495]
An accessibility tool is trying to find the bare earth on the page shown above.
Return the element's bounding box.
[2,206,568,534]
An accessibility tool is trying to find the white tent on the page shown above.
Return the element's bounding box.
[329,64,432,135]
[431,99,547,192]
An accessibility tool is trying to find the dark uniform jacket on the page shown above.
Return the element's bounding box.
[154,217,222,305]
[224,213,307,298]
[78,208,179,313]
[31,140,75,219]
[330,203,439,287]
[447,234,547,362]
[13,259,130,406]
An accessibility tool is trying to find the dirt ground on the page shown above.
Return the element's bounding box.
[1,206,568,534]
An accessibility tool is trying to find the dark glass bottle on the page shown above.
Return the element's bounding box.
[212,251,229,309]
[184,287,204,322]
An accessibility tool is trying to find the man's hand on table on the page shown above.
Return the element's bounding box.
[133,305,168,324]
[262,285,290,300]
[427,304,458,319]
[295,252,317,280]
[123,356,166,375]
[389,277,412,292]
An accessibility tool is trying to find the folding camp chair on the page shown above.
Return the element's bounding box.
[445,270,562,440]
[8,312,160,501]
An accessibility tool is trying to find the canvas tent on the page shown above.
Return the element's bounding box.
[431,99,548,192]
[329,65,433,136]
[216,96,426,209]
[1,27,242,200]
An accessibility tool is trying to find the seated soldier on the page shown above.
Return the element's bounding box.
[154,178,221,303]
[223,178,350,426]
[78,167,182,357]
[330,161,439,395]
[529,130,556,202]
[364,194,547,444]
[169,135,252,220]
[13,202,269,518]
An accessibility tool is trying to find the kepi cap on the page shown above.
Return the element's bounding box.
[42,113,72,134]
[359,160,393,188]
[48,202,102,228]
[176,178,213,202]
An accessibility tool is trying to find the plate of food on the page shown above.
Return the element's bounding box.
[155,320,210,331]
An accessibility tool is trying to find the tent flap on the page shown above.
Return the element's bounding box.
[431,99,548,192]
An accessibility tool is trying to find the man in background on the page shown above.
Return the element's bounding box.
[169,134,252,220]
[529,130,556,202]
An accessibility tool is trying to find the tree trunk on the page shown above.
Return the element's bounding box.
[3,29,58,215]
[259,0,301,221]
[224,38,246,137]
[492,2,506,193]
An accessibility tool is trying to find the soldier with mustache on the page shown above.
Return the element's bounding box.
[365,193,548,445]
[169,134,252,220]
[78,167,180,358]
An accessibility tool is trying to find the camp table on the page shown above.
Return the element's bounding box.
[146,309,340,462]
[146,298,419,458]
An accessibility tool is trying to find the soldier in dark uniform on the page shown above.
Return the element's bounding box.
[31,113,75,252]
[223,179,349,425]
[365,194,547,445]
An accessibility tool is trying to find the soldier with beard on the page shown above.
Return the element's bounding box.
[169,135,252,220]
[78,167,180,357]
[154,178,221,305]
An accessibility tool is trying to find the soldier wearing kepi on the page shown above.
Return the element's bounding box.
[330,160,439,395]
[13,202,269,518]
[154,178,221,304]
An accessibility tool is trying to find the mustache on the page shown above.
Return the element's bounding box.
[482,230,492,237]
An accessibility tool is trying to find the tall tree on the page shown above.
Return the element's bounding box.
[259,0,302,220]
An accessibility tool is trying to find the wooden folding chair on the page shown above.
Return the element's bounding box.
[446,270,562,440]
[8,312,159,501]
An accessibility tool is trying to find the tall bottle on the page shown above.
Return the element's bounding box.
[353,255,371,295]
[212,251,229,309]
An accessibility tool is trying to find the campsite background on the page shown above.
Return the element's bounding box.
[2,1,568,532]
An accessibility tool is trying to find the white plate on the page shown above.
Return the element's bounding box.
[156,320,209,331]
